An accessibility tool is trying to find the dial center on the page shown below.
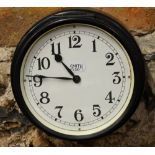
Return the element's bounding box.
[73,75,81,83]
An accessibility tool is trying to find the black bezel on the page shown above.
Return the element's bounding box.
[11,9,145,140]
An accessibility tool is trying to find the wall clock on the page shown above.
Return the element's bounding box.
[11,9,145,140]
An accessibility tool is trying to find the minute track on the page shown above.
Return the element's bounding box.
[28,28,127,129]
[19,22,135,138]
[10,8,145,141]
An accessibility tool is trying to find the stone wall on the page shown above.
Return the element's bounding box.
[0,8,155,146]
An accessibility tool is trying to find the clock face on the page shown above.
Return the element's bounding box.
[11,10,145,140]
[20,23,134,136]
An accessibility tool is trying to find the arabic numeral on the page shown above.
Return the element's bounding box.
[37,57,50,70]
[105,91,115,103]
[55,106,63,118]
[40,92,50,104]
[69,35,82,48]
[93,105,101,117]
[105,53,115,65]
[74,109,84,122]
[33,75,42,87]
[92,39,97,52]
[51,42,61,55]
[112,72,121,84]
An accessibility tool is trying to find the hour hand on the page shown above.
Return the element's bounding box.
[54,55,75,76]
[54,55,81,83]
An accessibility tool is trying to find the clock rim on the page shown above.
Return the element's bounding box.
[11,9,145,140]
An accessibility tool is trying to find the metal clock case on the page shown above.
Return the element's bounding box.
[11,9,145,140]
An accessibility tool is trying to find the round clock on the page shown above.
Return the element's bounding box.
[11,9,145,140]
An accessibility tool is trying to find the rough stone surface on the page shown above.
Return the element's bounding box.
[135,31,155,54]
[0,8,155,46]
[100,8,155,35]
[0,8,155,147]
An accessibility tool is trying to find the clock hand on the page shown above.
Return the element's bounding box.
[26,75,73,80]
[54,54,74,77]
[54,54,81,83]
[61,61,75,77]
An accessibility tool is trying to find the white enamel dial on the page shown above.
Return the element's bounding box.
[20,23,134,136]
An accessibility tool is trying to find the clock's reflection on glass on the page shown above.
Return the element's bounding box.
[20,24,134,136]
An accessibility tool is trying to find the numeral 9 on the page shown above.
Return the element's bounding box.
[33,75,42,87]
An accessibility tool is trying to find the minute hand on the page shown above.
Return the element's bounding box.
[26,75,73,80]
